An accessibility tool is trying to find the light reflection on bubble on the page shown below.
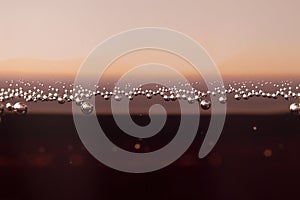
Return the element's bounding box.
[13,102,28,115]
[290,103,300,115]
[80,101,94,115]
[200,99,211,110]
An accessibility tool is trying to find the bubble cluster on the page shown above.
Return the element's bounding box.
[219,96,227,104]
[0,79,300,117]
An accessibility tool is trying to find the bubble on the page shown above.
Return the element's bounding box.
[181,94,187,100]
[42,95,48,101]
[263,149,272,157]
[284,94,291,100]
[6,103,13,111]
[234,94,241,100]
[146,93,152,99]
[163,95,169,101]
[272,93,277,99]
[218,96,227,104]
[80,102,94,115]
[75,97,83,106]
[104,95,110,100]
[187,97,195,104]
[134,143,141,150]
[57,97,65,104]
[114,95,122,101]
[13,102,28,115]
[169,94,176,101]
[290,103,300,115]
[200,99,211,110]
[25,95,32,102]
[242,93,249,100]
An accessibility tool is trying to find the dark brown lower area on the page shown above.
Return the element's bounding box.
[0,114,300,200]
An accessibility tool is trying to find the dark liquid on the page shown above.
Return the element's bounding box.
[0,114,300,199]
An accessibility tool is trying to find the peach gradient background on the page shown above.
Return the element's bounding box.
[0,0,299,80]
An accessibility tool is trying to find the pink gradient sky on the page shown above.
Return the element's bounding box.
[0,0,299,79]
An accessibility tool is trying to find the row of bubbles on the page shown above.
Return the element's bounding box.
[1,79,300,119]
